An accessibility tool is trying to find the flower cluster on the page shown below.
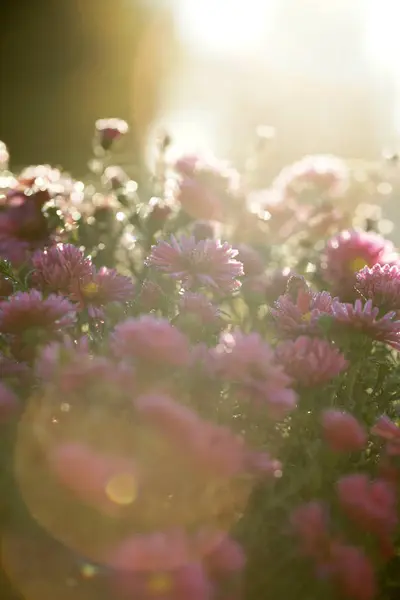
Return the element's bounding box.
[1,122,400,600]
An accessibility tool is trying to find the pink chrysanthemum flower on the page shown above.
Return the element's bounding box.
[0,290,76,335]
[112,317,190,367]
[71,267,134,318]
[337,474,397,557]
[147,236,243,295]
[174,154,239,222]
[355,263,400,312]
[371,415,400,456]
[290,501,330,560]
[328,542,376,600]
[212,331,297,418]
[321,230,398,297]
[95,118,129,150]
[273,154,349,203]
[177,293,222,331]
[275,337,348,387]
[271,288,334,337]
[321,410,367,452]
[31,243,93,295]
[330,298,400,350]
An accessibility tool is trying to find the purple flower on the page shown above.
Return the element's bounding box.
[31,243,93,295]
[275,336,348,387]
[95,118,129,150]
[271,288,334,337]
[322,411,367,452]
[331,299,400,350]
[321,230,398,297]
[177,292,222,331]
[147,236,243,295]
[112,317,190,367]
[71,267,134,318]
[355,263,400,311]
[0,290,76,335]
[213,331,297,419]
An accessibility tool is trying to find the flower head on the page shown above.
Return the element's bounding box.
[147,236,243,295]
[328,543,376,600]
[71,267,134,318]
[95,118,129,150]
[31,243,93,295]
[322,230,397,297]
[177,293,222,333]
[321,410,367,452]
[174,154,239,221]
[336,474,397,556]
[212,331,297,419]
[276,337,348,387]
[371,415,400,456]
[112,317,190,367]
[290,501,329,560]
[330,298,400,350]
[271,288,334,337]
[0,290,76,335]
[355,263,400,311]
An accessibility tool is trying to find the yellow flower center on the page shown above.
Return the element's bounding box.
[82,281,99,298]
[301,312,312,323]
[350,256,367,273]
[147,573,173,594]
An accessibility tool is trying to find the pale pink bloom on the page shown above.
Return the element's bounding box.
[371,415,400,456]
[147,236,243,295]
[138,280,165,311]
[203,535,245,577]
[48,442,139,516]
[290,501,330,560]
[321,410,367,452]
[273,154,349,202]
[0,290,76,335]
[271,288,334,336]
[328,542,377,600]
[35,335,90,381]
[356,263,400,311]
[235,244,264,277]
[336,474,397,556]
[31,243,93,295]
[95,118,129,150]
[178,292,222,330]
[112,317,190,367]
[322,230,398,297]
[174,154,239,222]
[276,337,348,387]
[0,382,18,421]
[331,298,400,350]
[213,331,297,418]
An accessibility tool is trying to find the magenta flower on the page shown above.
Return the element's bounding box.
[355,263,400,311]
[276,337,348,387]
[213,331,297,419]
[0,382,19,422]
[147,236,243,295]
[322,230,398,297]
[112,317,190,367]
[330,298,400,350]
[203,535,245,577]
[95,118,129,150]
[271,288,334,337]
[71,267,134,318]
[0,290,76,335]
[49,442,140,516]
[135,394,252,477]
[321,410,367,452]
[328,542,376,600]
[290,501,329,560]
[31,243,93,295]
[371,415,400,456]
[337,474,397,557]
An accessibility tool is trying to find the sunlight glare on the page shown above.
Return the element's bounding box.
[176,0,277,57]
